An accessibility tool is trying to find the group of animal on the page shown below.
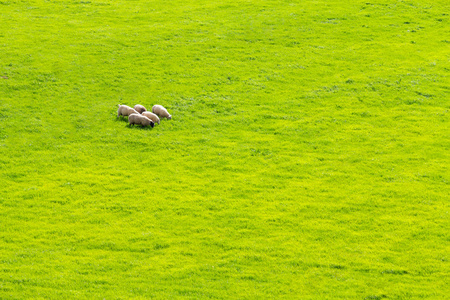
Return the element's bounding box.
[117,104,172,128]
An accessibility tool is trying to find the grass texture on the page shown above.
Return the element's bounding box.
[1,0,449,298]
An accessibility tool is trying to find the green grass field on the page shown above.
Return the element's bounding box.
[1,0,449,298]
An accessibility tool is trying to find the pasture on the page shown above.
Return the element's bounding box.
[0,0,449,298]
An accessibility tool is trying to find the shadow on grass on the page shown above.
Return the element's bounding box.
[126,124,154,130]
[115,116,128,122]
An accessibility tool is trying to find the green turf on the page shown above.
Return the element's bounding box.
[0,0,449,298]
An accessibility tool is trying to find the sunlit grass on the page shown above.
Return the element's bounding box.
[0,0,449,298]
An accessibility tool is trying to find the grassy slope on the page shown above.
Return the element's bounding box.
[1,0,449,298]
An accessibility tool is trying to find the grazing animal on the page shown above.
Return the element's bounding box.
[134,104,147,114]
[128,113,154,128]
[152,105,172,120]
[118,104,139,117]
[142,111,160,125]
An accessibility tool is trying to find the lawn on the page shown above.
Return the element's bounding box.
[0,0,449,298]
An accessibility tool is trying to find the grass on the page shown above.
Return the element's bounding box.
[1,0,449,298]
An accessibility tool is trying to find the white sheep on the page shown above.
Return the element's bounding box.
[128,113,154,127]
[118,104,139,117]
[134,104,147,114]
[152,105,172,120]
[142,111,160,125]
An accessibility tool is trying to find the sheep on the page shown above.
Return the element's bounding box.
[118,104,139,117]
[142,111,160,125]
[152,105,172,120]
[134,104,147,114]
[128,113,154,128]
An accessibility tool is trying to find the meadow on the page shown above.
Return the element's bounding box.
[0,0,449,298]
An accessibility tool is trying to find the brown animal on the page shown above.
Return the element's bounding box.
[142,111,160,125]
[152,105,172,120]
[118,104,139,117]
[128,113,154,127]
[134,104,147,114]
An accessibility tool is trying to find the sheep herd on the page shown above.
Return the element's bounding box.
[117,104,172,128]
